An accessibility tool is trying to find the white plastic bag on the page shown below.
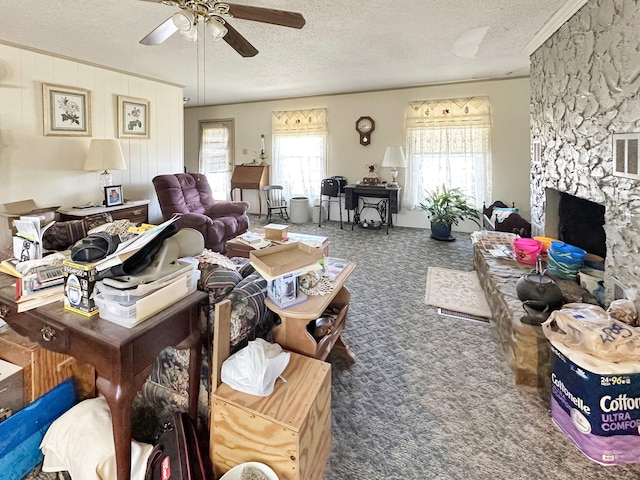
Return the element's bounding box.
[542,303,640,362]
[221,339,290,396]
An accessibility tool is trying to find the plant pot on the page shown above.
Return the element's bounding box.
[430,221,454,241]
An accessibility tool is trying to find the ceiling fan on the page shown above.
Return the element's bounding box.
[139,0,306,57]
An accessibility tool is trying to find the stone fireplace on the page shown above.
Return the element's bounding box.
[529,0,640,304]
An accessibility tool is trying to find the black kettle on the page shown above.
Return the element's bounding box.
[515,256,564,311]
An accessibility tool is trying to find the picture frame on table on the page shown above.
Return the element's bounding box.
[42,83,92,136]
[105,185,124,207]
[117,95,149,139]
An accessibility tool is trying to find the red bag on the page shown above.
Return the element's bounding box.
[145,411,210,480]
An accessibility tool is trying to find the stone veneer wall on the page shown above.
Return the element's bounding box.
[530,0,640,303]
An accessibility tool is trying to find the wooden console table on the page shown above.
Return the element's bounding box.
[58,200,150,229]
[344,185,401,234]
[0,273,206,480]
[266,262,356,362]
[230,165,269,218]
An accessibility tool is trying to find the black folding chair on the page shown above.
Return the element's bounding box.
[318,178,343,229]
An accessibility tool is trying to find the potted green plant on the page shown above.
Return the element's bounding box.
[419,184,481,241]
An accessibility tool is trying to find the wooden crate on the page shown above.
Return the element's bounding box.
[0,328,95,402]
[250,242,324,278]
[211,352,331,480]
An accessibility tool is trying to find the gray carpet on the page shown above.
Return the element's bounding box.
[25,214,640,479]
[248,215,640,480]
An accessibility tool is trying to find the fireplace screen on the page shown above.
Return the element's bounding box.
[558,193,606,258]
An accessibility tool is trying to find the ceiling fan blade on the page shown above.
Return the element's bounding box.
[223,22,258,57]
[227,3,305,29]
[140,17,179,45]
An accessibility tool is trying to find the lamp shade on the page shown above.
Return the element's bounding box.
[84,139,126,172]
[381,146,407,168]
[172,10,196,32]
[207,18,228,41]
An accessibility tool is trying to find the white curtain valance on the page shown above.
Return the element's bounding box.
[272,108,328,134]
[405,96,491,128]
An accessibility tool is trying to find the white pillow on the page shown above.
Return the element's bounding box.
[40,396,153,480]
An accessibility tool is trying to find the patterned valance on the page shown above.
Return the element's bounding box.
[405,96,491,128]
[272,108,328,134]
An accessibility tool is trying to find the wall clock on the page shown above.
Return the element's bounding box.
[356,116,375,146]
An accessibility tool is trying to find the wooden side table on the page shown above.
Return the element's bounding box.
[266,262,356,362]
[0,273,206,480]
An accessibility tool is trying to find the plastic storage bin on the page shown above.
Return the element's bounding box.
[95,269,200,328]
[96,261,196,306]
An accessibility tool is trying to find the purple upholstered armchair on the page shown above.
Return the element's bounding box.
[153,173,250,253]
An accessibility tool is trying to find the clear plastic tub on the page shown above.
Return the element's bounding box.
[95,269,200,327]
[95,261,196,306]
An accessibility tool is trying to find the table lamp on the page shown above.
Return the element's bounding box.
[381,146,407,187]
[84,139,127,189]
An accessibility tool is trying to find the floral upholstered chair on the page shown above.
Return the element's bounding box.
[132,255,276,441]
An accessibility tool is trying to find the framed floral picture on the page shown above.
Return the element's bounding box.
[42,83,92,136]
[104,185,124,207]
[117,96,150,139]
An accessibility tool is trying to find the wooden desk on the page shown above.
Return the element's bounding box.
[344,185,401,233]
[230,165,269,217]
[266,262,356,362]
[0,274,207,480]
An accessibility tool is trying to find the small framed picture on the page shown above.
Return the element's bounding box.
[104,185,124,207]
[117,95,149,139]
[42,83,92,136]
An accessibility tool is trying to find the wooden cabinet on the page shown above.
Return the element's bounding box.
[230,165,269,217]
[58,200,150,229]
[0,328,95,402]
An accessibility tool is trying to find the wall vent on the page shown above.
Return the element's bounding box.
[613,133,640,179]
[613,277,630,300]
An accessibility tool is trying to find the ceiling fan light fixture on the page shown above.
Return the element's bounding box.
[172,10,196,32]
[178,27,198,42]
[207,18,228,41]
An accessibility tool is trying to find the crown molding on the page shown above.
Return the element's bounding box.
[523,0,589,56]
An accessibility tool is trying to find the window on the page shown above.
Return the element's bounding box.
[199,120,233,200]
[272,109,328,204]
[404,97,492,210]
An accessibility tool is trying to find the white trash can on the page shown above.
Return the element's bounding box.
[289,197,310,224]
[312,204,326,224]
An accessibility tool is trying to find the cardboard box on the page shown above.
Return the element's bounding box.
[250,242,324,279]
[212,352,331,480]
[550,341,640,465]
[0,359,23,422]
[0,378,76,480]
[267,272,307,309]
[0,200,59,236]
[264,223,288,241]
[63,260,99,316]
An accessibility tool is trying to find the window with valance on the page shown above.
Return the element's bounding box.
[272,108,328,204]
[404,96,492,211]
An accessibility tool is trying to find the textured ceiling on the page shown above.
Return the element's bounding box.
[0,0,583,106]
